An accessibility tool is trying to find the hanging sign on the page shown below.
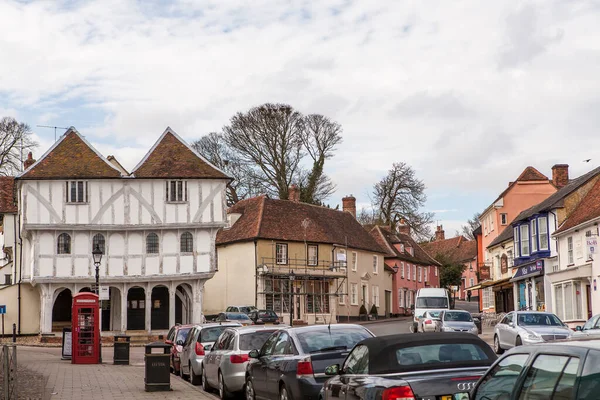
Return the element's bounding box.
[587,236,598,255]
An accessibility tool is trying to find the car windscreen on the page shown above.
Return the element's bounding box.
[239,307,251,314]
[444,312,473,322]
[416,297,448,309]
[239,331,278,350]
[176,327,191,343]
[296,327,372,353]
[392,343,492,371]
[226,313,250,320]
[200,326,228,343]
[517,313,564,326]
[258,311,277,318]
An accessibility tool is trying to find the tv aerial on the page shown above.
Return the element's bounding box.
[37,125,69,142]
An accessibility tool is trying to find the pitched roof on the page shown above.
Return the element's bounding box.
[217,196,387,254]
[0,177,16,213]
[512,165,600,224]
[369,225,441,266]
[132,127,230,179]
[487,225,514,249]
[421,236,477,264]
[18,128,122,179]
[554,178,600,234]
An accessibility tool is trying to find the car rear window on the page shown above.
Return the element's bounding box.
[296,327,372,353]
[200,326,228,343]
[444,312,473,322]
[176,327,191,343]
[239,331,278,350]
[396,343,491,367]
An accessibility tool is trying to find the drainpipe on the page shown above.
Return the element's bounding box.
[17,183,23,334]
[254,241,258,308]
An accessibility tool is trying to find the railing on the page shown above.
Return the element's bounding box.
[0,345,17,400]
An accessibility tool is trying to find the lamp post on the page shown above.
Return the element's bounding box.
[289,270,295,327]
[92,244,103,364]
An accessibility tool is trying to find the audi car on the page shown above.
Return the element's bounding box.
[321,332,497,400]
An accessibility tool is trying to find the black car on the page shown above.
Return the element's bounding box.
[322,332,497,400]
[245,324,374,400]
[469,337,600,400]
[248,310,280,325]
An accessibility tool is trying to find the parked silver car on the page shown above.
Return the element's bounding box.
[202,325,286,398]
[180,322,242,385]
[417,310,441,332]
[494,311,573,354]
[438,310,478,335]
[573,314,600,337]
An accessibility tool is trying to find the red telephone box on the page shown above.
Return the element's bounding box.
[71,292,100,364]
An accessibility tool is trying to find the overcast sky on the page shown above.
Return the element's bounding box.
[2,0,600,237]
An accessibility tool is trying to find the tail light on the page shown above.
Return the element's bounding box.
[296,357,314,378]
[230,354,250,364]
[424,320,432,325]
[382,385,415,400]
[195,342,205,356]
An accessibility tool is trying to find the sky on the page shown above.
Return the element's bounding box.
[2,0,600,238]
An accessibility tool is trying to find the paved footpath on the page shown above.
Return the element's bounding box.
[16,346,217,400]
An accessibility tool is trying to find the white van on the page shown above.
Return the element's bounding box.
[411,288,451,333]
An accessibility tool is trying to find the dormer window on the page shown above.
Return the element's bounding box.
[66,181,88,203]
[166,180,188,203]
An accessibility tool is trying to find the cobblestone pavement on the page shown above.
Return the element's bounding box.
[15,346,218,400]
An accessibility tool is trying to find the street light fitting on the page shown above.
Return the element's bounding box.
[289,270,295,281]
[392,264,399,274]
[92,244,103,264]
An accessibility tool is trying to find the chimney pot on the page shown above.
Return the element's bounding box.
[552,164,569,189]
[435,225,445,241]
[342,195,356,218]
[288,184,300,202]
[23,152,36,170]
[398,218,410,236]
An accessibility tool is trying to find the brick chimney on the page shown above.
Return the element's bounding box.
[23,152,35,170]
[552,164,569,189]
[342,195,356,218]
[288,184,300,202]
[435,225,445,241]
[398,218,410,236]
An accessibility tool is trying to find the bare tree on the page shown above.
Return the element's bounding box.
[223,103,305,200]
[357,206,380,226]
[192,132,260,206]
[373,162,434,240]
[0,117,37,175]
[459,212,481,240]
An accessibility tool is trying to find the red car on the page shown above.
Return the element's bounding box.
[165,324,194,375]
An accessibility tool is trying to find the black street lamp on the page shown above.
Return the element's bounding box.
[92,244,103,363]
[289,270,295,327]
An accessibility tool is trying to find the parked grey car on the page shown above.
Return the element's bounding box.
[438,310,478,335]
[494,311,573,354]
[180,322,242,385]
[203,325,286,398]
[573,314,600,337]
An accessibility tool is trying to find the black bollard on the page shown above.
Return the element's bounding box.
[12,323,16,342]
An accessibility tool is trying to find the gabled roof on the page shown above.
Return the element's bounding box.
[18,128,123,179]
[131,127,230,180]
[369,225,441,266]
[512,166,600,224]
[0,177,16,213]
[554,178,600,234]
[217,196,387,254]
[421,236,477,264]
[488,225,514,249]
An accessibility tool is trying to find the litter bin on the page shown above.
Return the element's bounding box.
[113,335,130,365]
[472,313,482,335]
[144,342,171,392]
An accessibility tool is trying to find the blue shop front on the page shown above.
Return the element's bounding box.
[511,260,546,311]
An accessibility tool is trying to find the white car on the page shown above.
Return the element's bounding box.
[573,314,600,337]
[418,310,441,332]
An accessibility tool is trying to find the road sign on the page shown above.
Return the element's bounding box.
[0,305,6,314]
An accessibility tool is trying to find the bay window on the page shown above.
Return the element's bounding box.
[531,220,538,253]
[554,281,584,321]
[538,217,548,250]
[520,225,530,256]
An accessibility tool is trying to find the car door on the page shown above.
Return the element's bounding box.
[265,331,292,399]
[504,312,518,347]
[206,330,229,385]
[341,345,369,400]
[472,353,530,400]
[250,331,279,399]
[517,353,581,399]
[581,315,600,336]
[180,327,197,375]
[497,313,513,348]
[215,331,236,384]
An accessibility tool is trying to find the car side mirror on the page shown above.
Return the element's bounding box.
[576,326,583,332]
[249,349,260,359]
[325,364,340,376]
[176,339,184,346]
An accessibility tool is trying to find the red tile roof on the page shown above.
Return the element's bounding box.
[369,225,441,266]
[132,128,229,179]
[19,129,122,179]
[0,177,16,213]
[217,196,387,253]
[421,236,477,264]
[555,178,600,234]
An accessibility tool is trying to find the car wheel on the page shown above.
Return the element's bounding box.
[190,363,202,385]
[219,371,231,399]
[245,377,255,400]
[202,367,211,392]
[515,336,523,347]
[494,335,504,355]
[280,384,290,400]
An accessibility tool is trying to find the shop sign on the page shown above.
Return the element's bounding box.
[512,260,544,280]
[587,236,598,255]
[479,265,491,280]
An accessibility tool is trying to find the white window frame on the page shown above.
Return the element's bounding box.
[166,180,188,203]
[400,262,405,278]
[470,278,475,287]
[435,266,438,276]
[66,181,88,203]
[276,243,288,265]
[407,264,411,280]
[418,266,422,282]
[531,220,538,253]
[520,225,530,257]
[568,237,574,265]
[554,280,584,321]
[350,283,358,305]
[307,245,318,266]
[352,251,358,272]
[514,227,519,257]
[424,267,428,282]
[539,216,549,251]
[482,287,493,309]
[339,283,346,305]
[373,255,378,274]
[373,286,380,307]
[413,265,417,280]
[398,289,404,308]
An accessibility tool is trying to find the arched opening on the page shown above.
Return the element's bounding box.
[151,286,170,330]
[175,284,192,325]
[127,287,146,330]
[52,288,72,332]
[79,287,93,293]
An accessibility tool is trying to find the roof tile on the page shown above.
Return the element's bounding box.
[370,226,441,266]
[555,178,600,234]
[421,236,477,264]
